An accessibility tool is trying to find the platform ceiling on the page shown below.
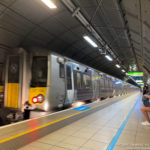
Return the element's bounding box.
[0,0,149,81]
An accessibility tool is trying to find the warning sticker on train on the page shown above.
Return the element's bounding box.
[73,106,91,111]
[10,64,18,74]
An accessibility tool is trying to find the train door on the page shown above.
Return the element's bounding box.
[76,72,93,101]
[65,64,74,104]
[5,55,22,108]
[92,71,100,100]
[73,70,82,101]
[50,55,66,109]
[99,76,105,98]
[0,64,4,106]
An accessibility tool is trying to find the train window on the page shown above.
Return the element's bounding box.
[105,78,108,87]
[108,78,110,88]
[31,56,47,87]
[59,63,64,78]
[100,78,104,87]
[106,78,108,87]
[109,79,112,88]
[77,72,82,89]
[83,74,91,89]
[66,65,72,90]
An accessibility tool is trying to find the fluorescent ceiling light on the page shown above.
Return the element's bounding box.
[41,0,57,9]
[105,55,113,61]
[116,64,121,68]
[83,35,98,48]
[122,69,125,72]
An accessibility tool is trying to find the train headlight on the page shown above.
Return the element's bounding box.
[32,94,44,104]
[37,94,44,103]
[32,97,38,103]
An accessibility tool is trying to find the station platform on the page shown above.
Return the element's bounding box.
[1,92,149,150]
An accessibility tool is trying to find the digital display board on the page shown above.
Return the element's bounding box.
[135,80,143,83]
[128,72,143,77]
[137,82,144,85]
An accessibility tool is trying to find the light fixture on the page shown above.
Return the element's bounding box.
[122,69,125,72]
[83,35,98,48]
[41,0,57,9]
[105,55,113,61]
[116,64,121,68]
[99,48,102,52]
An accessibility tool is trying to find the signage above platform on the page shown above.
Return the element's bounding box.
[137,82,144,85]
[128,72,143,77]
[135,80,143,83]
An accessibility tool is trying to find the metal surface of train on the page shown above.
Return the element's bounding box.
[2,48,139,111]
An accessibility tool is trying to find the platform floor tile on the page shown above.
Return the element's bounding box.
[19,93,140,150]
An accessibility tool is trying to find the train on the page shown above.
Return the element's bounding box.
[2,48,139,111]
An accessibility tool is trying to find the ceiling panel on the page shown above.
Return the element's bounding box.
[0,28,22,47]
[1,0,148,80]
[0,0,16,6]
[54,10,80,29]
[11,0,63,24]
[0,9,34,36]
[0,4,6,14]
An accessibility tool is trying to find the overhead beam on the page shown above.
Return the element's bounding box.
[61,0,120,61]
[117,0,140,71]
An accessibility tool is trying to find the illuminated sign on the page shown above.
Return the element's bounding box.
[128,72,143,77]
[136,80,143,83]
[137,82,144,85]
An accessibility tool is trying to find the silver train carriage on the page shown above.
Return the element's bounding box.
[3,48,139,111]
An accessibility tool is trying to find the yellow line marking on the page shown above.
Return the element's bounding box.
[0,101,111,143]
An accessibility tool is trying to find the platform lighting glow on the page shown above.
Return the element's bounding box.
[116,64,121,68]
[72,102,85,108]
[122,69,125,72]
[83,36,98,48]
[43,101,49,111]
[105,55,113,61]
[41,0,57,9]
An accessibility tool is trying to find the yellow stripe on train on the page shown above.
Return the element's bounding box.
[6,83,19,108]
[0,85,4,93]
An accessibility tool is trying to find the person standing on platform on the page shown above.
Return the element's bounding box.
[23,101,31,120]
[141,88,150,125]
[143,85,148,95]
